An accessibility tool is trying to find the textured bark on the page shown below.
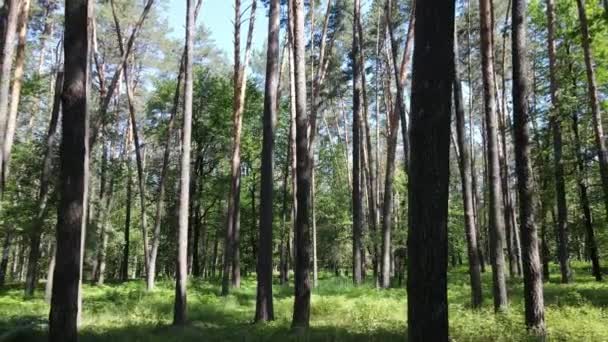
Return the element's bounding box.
[576,0,608,223]
[173,0,194,326]
[110,0,150,276]
[2,0,30,185]
[24,71,63,297]
[407,0,454,339]
[254,0,279,322]
[571,83,602,281]
[454,31,483,309]
[511,0,545,333]
[0,0,19,192]
[0,230,10,286]
[290,0,311,329]
[222,0,257,294]
[479,0,508,312]
[48,0,89,340]
[545,0,571,284]
[351,0,363,286]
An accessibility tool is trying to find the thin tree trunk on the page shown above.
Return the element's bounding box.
[0,230,10,286]
[576,0,608,224]
[45,242,56,302]
[254,0,279,317]
[49,0,89,340]
[290,0,311,330]
[479,0,508,312]
[511,0,545,332]
[0,0,20,192]
[2,0,31,185]
[454,30,483,309]
[545,0,571,284]
[173,0,194,326]
[407,0,454,339]
[121,162,133,281]
[24,71,63,297]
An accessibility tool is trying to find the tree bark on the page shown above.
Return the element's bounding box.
[0,230,10,286]
[511,0,545,333]
[48,0,89,340]
[254,0,279,319]
[576,0,608,224]
[0,0,20,192]
[479,0,508,312]
[454,30,483,309]
[290,0,311,330]
[407,0,454,339]
[173,0,194,326]
[2,0,30,185]
[24,70,63,297]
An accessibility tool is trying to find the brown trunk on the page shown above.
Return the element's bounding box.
[49,0,89,340]
[479,0,508,312]
[173,0,194,325]
[511,0,545,332]
[407,0,454,339]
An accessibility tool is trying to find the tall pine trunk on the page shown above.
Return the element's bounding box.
[407,0,454,339]
[254,0,279,322]
[511,0,545,333]
[49,0,89,340]
[479,0,508,312]
[173,0,194,325]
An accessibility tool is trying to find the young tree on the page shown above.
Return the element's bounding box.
[291,0,311,330]
[48,0,89,340]
[407,0,454,339]
[545,0,571,284]
[512,0,545,333]
[173,0,195,325]
[454,30,483,308]
[479,0,508,312]
[254,0,279,323]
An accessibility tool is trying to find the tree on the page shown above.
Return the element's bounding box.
[545,0,571,284]
[173,0,195,325]
[48,0,89,340]
[291,0,311,330]
[407,0,454,339]
[511,0,545,333]
[254,0,279,323]
[453,28,482,308]
[479,0,508,312]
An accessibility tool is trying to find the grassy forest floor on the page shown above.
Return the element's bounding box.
[1,262,607,341]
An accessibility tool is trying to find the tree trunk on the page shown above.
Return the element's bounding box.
[121,162,133,281]
[511,0,545,333]
[45,242,56,302]
[0,230,10,286]
[24,70,63,297]
[454,30,483,309]
[173,0,194,326]
[479,0,508,312]
[290,0,311,330]
[545,0,571,284]
[254,0,279,321]
[407,0,454,339]
[576,0,608,224]
[2,0,30,185]
[49,0,89,340]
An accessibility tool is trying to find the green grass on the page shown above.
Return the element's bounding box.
[1,263,607,341]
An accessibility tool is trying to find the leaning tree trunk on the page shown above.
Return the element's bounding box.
[576,0,608,225]
[351,0,363,286]
[511,0,545,333]
[407,0,454,340]
[454,30,483,309]
[254,0,279,322]
[24,70,63,297]
[479,0,508,312]
[545,0,571,284]
[3,0,31,186]
[290,0,312,330]
[0,0,20,192]
[49,0,89,340]
[173,0,194,326]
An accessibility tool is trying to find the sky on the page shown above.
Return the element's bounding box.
[166,0,269,61]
